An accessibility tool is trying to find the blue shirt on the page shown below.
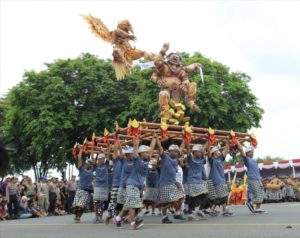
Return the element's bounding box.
[79,167,93,190]
[120,160,134,188]
[18,203,32,217]
[94,164,108,188]
[146,170,159,188]
[112,158,123,187]
[186,154,206,184]
[127,156,149,186]
[208,154,226,185]
[244,156,261,180]
[108,171,113,190]
[159,152,178,186]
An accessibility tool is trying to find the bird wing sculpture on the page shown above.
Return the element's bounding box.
[81,14,113,44]
[82,14,147,80]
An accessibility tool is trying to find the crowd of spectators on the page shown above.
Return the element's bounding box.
[0,175,79,220]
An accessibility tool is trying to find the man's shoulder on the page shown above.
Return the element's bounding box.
[161,152,170,159]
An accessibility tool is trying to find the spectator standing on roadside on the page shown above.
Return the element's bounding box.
[66,175,77,214]
[6,177,20,219]
[37,176,49,215]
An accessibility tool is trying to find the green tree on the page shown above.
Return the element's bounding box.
[256,156,283,163]
[224,155,284,166]
[2,52,264,178]
[0,97,11,178]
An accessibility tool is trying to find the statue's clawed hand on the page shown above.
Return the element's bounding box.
[194,63,202,69]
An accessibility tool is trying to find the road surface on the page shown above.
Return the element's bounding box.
[1,202,300,238]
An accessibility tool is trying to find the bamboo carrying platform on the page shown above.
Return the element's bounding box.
[72,120,258,157]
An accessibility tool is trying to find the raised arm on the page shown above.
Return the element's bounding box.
[153,55,165,72]
[133,137,139,158]
[208,144,213,159]
[112,138,118,159]
[179,140,186,156]
[152,43,169,71]
[159,43,169,56]
[185,63,202,73]
[185,140,191,155]
[149,135,157,159]
[77,148,83,169]
[202,141,209,154]
[90,146,96,164]
[222,140,230,158]
[237,140,246,158]
[207,145,215,165]
[156,137,164,156]
[179,156,186,167]
[117,140,125,159]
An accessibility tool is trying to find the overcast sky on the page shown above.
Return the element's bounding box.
[1,0,300,161]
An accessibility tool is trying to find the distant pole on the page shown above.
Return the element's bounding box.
[292,166,296,178]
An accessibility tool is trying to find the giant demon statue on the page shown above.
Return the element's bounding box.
[151,43,202,112]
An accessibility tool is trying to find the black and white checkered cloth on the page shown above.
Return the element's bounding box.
[207,179,217,200]
[110,187,119,203]
[124,185,143,209]
[248,179,264,204]
[144,187,158,202]
[73,189,90,208]
[187,181,208,197]
[159,184,185,204]
[215,183,229,199]
[93,186,109,202]
[247,179,265,203]
[117,187,127,204]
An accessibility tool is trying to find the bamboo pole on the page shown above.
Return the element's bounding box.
[139,121,251,137]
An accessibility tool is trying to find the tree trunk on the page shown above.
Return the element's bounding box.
[32,163,38,181]
[41,162,48,177]
[38,165,43,178]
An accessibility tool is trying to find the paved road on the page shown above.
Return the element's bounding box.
[1,203,300,238]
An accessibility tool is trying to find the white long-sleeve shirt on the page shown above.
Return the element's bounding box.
[176,165,183,185]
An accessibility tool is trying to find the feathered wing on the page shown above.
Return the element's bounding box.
[81,14,113,43]
[113,62,130,80]
[112,48,131,80]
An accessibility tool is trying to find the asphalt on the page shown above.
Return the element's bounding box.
[1,202,300,238]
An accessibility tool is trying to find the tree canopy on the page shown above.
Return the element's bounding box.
[1,53,264,179]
